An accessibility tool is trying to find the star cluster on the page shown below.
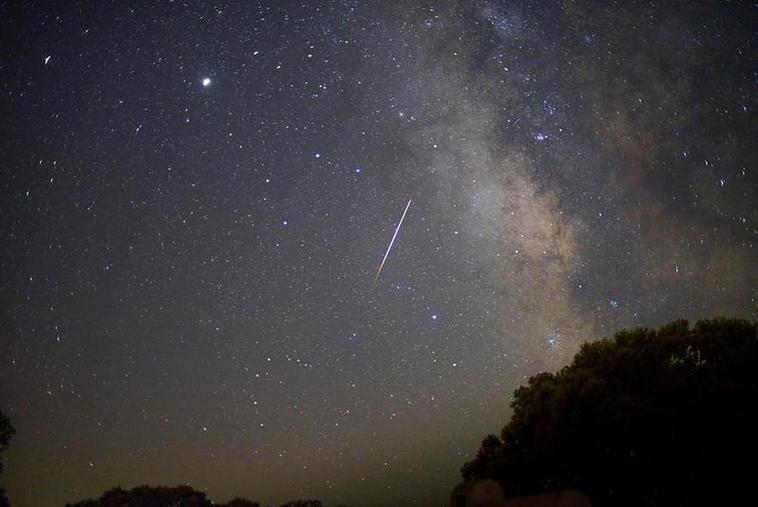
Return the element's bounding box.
[0,2,756,506]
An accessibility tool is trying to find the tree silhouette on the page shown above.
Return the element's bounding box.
[462,318,758,506]
[0,409,14,507]
[218,498,261,507]
[63,484,333,507]
[64,485,259,507]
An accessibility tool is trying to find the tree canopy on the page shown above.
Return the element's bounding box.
[462,318,758,506]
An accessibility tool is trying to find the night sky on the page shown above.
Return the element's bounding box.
[1,1,756,506]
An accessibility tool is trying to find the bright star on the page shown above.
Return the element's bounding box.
[202,77,212,87]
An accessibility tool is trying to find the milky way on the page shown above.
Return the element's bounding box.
[1,2,756,506]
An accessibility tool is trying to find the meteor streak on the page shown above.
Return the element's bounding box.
[373,198,412,287]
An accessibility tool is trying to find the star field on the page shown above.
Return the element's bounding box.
[0,1,756,506]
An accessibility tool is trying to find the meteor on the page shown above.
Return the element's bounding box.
[373,198,412,288]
